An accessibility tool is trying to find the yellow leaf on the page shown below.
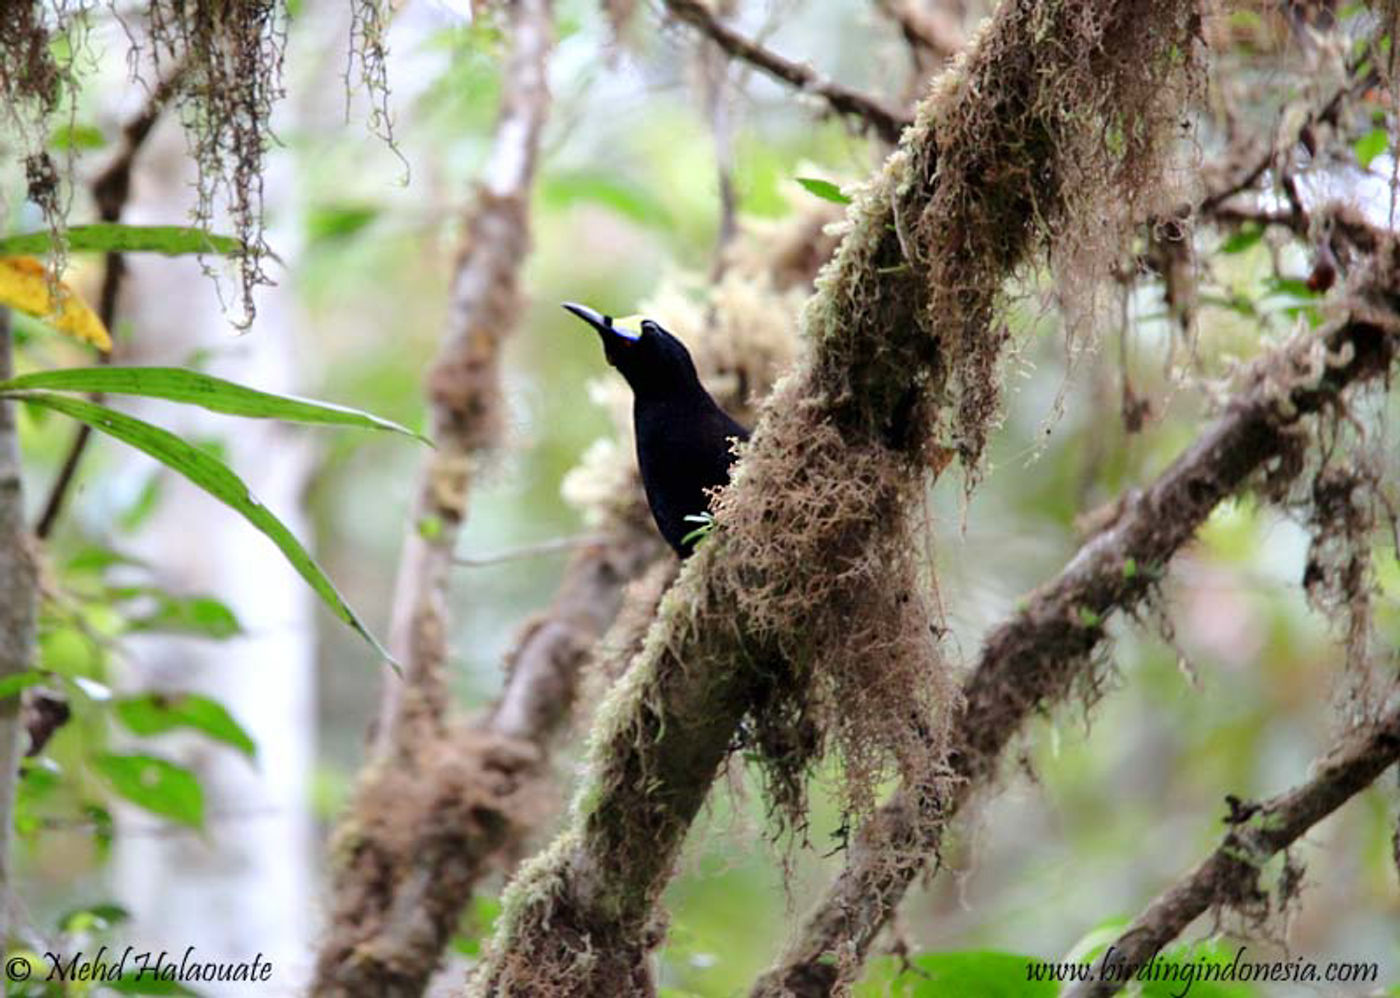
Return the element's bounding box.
[0,257,111,352]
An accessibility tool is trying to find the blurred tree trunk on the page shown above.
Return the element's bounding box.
[0,309,37,947]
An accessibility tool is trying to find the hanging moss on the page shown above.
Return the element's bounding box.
[2,0,399,327]
[347,0,397,154]
[0,1,92,270]
[139,0,285,327]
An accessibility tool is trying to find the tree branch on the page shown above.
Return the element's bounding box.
[0,309,39,946]
[1198,62,1378,219]
[371,0,555,757]
[311,0,557,992]
[875,0,963,65]
[1065,702,1400,998]
[755,217,1400,996]
[661,0,911,143]
[471,0,1202,991]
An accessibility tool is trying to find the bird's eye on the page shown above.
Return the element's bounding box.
[640,320,658,336]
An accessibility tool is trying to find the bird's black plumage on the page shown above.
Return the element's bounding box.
[563,302,749,557]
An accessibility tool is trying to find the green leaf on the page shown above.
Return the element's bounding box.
[1263,276,1319,299]
[19,758,62,796]
[93,752,204,827]
[119,592,244,640]
[1198,292,1258,318]
[84,803,115,860]
[0,669,47,700]
[66,544,147,575]
[1,392,395,667]
[0,367,428,442]
[119,470,166,531]
[453,896,502,957]
[306,204,380,245]
[680,511,715,547]
[795,177,851,205]
[51,123,107,151]
[858,950,1056,997]
[1218,225,1264,255]
[115,693,257,759]
[1354,128,1390,169]
[56,901,130,934]
[0,223,242,257]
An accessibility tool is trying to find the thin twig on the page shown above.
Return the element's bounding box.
[34,61,188,541]
[700,1,740,277]
[661,0,911,143]
[453,533,616,567]
[875,0,963,65]
[1198,62,1378,217]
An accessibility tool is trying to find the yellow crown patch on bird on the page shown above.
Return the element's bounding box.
[609,314,644,341]
[0,256,111,352]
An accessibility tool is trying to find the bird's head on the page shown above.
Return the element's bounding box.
[562,302,701,398]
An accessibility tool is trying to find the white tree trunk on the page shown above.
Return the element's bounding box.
[106,118,316,993]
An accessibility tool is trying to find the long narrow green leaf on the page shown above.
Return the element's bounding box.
[7,391,395,667]
[0,223,242,257]
[0,367,428,443]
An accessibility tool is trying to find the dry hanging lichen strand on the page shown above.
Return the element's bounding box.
[0,1,93,271]
[142,0,286,327]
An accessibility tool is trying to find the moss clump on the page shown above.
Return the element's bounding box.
[318,724,544,991]
[712,388,957,822]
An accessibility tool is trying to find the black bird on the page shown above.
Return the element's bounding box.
[563,302,749,557]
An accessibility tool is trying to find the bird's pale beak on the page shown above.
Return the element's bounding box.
[562,301,640,342]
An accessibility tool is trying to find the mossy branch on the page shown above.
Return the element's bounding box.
[1064,702,1400,998]
[471,0,1202,992]
[756,217,1400,996]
